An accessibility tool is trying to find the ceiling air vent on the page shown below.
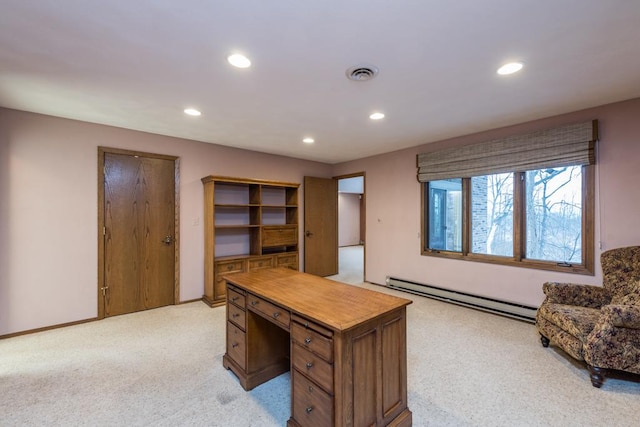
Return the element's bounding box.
[346,64,379,82]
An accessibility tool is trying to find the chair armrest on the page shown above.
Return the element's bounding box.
[602,304,640,329]
[542,282,610,308]
[585,305,640,370]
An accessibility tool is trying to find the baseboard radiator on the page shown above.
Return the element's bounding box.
[385,276,537,323]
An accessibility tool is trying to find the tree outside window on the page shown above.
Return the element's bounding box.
[526,166,582,263]
[423,165,590,273]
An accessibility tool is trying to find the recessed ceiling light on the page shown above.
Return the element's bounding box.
[369,112,385,120]
[184,108,201,116]
[302,137,315,144]
[228,54,251,68]
[497,62,524,75]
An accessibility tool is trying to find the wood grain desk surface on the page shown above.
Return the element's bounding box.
[224,268,412,332]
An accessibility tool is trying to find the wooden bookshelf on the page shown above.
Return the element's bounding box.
[201,176,299,307]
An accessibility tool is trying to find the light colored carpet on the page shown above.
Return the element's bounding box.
[327,245,364,284]
[2,277,640,425]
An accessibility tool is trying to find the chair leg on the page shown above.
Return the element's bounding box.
[540,334,550,347]
[588,365,605,388]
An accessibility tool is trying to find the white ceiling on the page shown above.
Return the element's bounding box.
[2,1,640,164]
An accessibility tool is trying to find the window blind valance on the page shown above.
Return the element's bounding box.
[417,120,597,182]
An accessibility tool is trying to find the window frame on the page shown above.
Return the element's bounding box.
[421,165,595,275]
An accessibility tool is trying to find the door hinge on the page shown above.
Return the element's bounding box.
[103,226,106,236]
[101,286,109,296]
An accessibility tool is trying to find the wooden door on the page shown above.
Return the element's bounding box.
[101,150,176,317]
[304,176,338,276]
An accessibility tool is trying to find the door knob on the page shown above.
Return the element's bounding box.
[162,235,173,245]
[305,231,313,237]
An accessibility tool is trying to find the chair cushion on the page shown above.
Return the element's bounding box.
[536,315,586,360]
[610,279,640,305]
[537,303,601,342]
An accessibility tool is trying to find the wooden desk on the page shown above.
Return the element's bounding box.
[222,268,413,427]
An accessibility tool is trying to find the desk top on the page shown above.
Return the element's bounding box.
[224,268,412,332]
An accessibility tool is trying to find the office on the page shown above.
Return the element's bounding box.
[1,2,640,425]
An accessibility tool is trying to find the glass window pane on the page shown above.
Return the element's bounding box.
[471,173,513,256]
[427,179,462,252]
[526,166,582,263]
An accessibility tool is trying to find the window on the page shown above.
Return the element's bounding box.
[471,173,513,257]
[427,179,462,251]
[422,166,593,274]
[418,120,597,274]
[525,166,582,264]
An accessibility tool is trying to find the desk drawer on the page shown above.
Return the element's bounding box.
[247,294,291,330]
[292,321,333,362]
[226,321,246,370]
[292,344,333,394]
[247,256,274,271]
[228,303,246,330]
[292,368,333,427]
[262,225,297,247]
[227,287,246,308]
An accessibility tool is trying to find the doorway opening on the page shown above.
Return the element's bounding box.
[329,174,365,284]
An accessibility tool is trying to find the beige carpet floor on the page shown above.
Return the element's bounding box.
[2,256,640,426]
[327,245,364,285]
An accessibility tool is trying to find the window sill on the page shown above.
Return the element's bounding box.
[421,250,594,276]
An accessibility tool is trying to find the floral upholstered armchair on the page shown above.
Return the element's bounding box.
[536,246,640,387]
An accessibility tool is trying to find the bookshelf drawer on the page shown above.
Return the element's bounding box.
[262,226,297,247]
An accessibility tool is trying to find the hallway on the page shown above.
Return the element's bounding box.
[327,245,363,284]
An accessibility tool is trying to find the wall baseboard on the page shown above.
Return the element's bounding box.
[0,317,99,340]
[180,298,205,305]
[0,301,207,339]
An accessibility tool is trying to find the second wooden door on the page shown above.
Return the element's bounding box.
[304,176,338,276]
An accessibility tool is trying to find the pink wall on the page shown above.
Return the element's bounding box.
[2,97,640,335]
[338,193,361,246]
[333,98,640,307]
[0,108,331,335]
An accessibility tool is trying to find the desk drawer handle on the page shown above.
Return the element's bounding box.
[306,407,313,414]
[251,300,259,306]
[232,343,239,348]
[306,362,313,369]
[232,313,239,318]
[304,337,312,344]
[231,296,239,302]
[308,385,314,392]
[273,312,280,318]
[226,265,234,271]
[304,322,309,328]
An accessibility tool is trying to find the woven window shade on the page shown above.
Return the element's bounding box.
[417,120,597,182]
